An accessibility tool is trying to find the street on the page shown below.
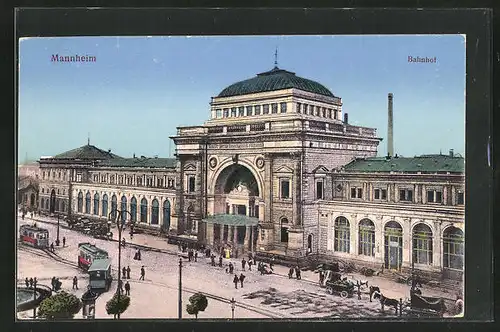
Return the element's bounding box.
[17,214,458,319]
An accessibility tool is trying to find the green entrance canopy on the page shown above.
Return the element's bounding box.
[202,214,259,226]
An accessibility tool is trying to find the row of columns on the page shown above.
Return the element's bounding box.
[206,223,256,252]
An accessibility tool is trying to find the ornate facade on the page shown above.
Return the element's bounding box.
[33,65,464,279]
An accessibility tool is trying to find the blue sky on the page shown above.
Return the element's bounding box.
[18,35,465,162]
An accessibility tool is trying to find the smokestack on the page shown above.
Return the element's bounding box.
[449,149,454,157]
[387,93,394,157]
[343,113,348,124]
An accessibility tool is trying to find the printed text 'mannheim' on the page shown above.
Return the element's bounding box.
[51,54,96,62]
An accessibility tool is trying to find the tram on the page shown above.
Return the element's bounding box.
[88,258,113,291]
[19,224,49,248]
[78,242,109,270]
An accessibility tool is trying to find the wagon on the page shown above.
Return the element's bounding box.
[325,279,355,298]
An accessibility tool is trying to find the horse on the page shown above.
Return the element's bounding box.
[369,286,380,302]
[372,290,400,315]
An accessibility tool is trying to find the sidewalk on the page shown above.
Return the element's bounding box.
[20,213,458,301]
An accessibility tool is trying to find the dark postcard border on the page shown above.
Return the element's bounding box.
[9,6,493,332]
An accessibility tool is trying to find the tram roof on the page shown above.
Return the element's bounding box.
[20,224,48,232]
[88,258,112,271]
[202,214,259,226]
[78,242,108,255]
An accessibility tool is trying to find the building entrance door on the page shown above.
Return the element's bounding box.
[384,221,403,270]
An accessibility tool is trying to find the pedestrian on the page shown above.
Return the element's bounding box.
[118,279,123,292]
[122,267,127,279]
[29,277,34,288]
[295,266,301,280]
[194,251,198,262]
[22,214,24,220]
[33,277,37,288]
[178,243,182,252]
[62,236,66,247]
[126,266,131,279]
[241,258,247,271]
[125,281,131,296]
[248,259,252,271]
[211,254,216,266]
[269,257,274,271]
[188,250,192,262]
[72,276,78,290]
[130,230,133,240]
[137,249,142,261]
[288,267,294,279]
[233,274,239,289]
[50,242,54,252]
[239,273,246,288]
[25,277,29,288]
[121,237,126,247]
[50,277,55,290]
[319,271,324,285]
[140,266,145,280]
[229,262,234,274]
[218,256,223,267]
[30,212,33,219]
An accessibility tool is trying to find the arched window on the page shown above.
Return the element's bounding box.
[111,195,117,220]
[45,199,49,210]
[384,221,403,270]
[85,192,91,214]
[280,217,289,242]
[163,200,171,231]
[359,219,375,256]
[334,216,350,253]
[443,227,464,270]
[412,223,433,265]
[130,197,137,222]
[41,198,45,210]
[62,201,67,212]
[140,198,148,223]
[93,193,99,215]
[121,196,127,223]
[77,192,83,213]
[102,194,108,217]
[151,199,159,225]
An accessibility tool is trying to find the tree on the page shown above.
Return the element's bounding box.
[105,293,130,319]
[186,293,208,319]
[37,291,82,320]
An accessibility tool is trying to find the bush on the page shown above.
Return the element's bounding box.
[37,291,82,320]
[105,293,130,319]
[186,293,208,319]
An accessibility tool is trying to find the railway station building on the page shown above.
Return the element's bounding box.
[35,65,465,280]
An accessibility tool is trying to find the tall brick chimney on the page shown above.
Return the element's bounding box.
[343,112,348,124]
[387,93,394,157]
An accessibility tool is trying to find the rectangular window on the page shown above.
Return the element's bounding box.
[327,109,332,118]
[280,102,287,113]
[231,107,237,117]
[309,105,314,115]
[381,189,387,199]
[238,106,244,116]
[263,104,269,114]
[357,188,362,198]
[435,191,442,203]
[427,190,442,203]
[351,188,356,198]
[188,176,195,193]
[76,173,82,182]
[322,108,326,117]
[400,189,413,201]
[296,102,301,113]
[280,179,290,199]
[351,187,362,198]
[374,189,380,199]
[316,181,324,200]
[316,106,321,116]
[271,103,278,114]
[457,191,464,205]
[303,103,308,113]
[246,106,253,116]
[334,110,338,119]
[223,108,229,118]
[137,177,142,186]
[216,109,222,118]
[254,105,261,115]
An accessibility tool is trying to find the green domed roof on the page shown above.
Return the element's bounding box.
[217,67,335,98]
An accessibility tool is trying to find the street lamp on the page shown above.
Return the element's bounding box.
[108,208,134,319]
[56,214,60,246]
[32,281,37,319]
[178,258,182,319]
[230,297,236,319]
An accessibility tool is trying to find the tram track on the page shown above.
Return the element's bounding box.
[18,243,284,319]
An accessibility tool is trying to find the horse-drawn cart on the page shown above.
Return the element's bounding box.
[402,290,446,317]
[325,279,355,298]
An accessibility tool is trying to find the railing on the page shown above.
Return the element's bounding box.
[309,121,327,130]
[207,127,224,134]
[250,123,266,131]
[226,125,247,133]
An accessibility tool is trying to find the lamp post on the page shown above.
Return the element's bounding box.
[178,258,182,319]
[230,297,235,319]
[56,214,60,246]
[32,282,37,319]
[108,209,134,319]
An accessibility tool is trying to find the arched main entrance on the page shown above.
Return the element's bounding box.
[384,221,403,270]
[207,163,262,256]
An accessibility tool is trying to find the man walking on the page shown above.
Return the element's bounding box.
[295,266,301,280]
[239,273,246,288]
[50,277,55,290]
[139,266,145,280]
[210,254,216,266]
[29,277,34,288]
[233,274,239,289]
[194,251,198,262]
[50,242,55,252]
[126,266,131,279]
[62,237,66,247]
[248,259,252,271]
[218,256,223,267]
[241,258,247,271]
[122,267,127,279]
[124,281,131,296]
[118,279,124,293]
[25,277,29,288]
[72,276,78,290]
[289,267,294,279]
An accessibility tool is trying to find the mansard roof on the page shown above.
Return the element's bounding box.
[343,154,465,173]
[53,144,122,160]
[98,157,177,169]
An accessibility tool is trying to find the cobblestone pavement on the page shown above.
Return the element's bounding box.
[17,214,461,319]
